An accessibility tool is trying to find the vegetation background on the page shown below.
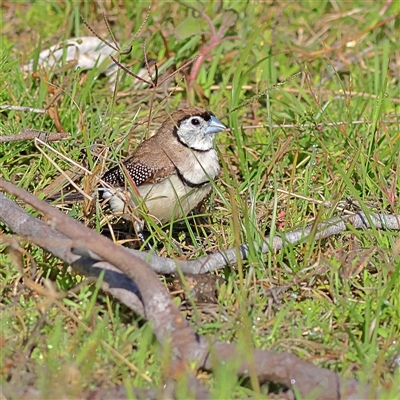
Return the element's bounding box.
[1,0,399,398]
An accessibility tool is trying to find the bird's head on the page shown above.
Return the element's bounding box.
[171,107,226,151]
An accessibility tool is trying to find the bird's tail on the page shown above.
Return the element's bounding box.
[46,190,87,204]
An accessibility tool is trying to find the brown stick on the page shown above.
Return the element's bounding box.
[204,343,372,399]
[0,128,70,143]
[0,105,47,113]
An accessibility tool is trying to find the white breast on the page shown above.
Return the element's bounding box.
[101,148,219,226]
[138,175,212,223]
[101,174,213,225]
[178,149,220,185]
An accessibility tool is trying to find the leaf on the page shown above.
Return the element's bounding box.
[221,9,238,30]
[175,16,203,41]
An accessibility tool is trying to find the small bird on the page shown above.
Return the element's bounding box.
[100,107,226,233]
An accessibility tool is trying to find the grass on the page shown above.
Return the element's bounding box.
[1,0,400,398]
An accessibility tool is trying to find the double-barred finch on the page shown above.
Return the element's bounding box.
[100,107,226,233]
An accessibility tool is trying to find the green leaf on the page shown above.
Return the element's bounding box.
[175,16,203,41]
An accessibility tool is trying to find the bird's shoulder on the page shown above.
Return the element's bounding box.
[101,135,177,187]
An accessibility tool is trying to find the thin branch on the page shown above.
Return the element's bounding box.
[109,55,153,86]
[224,71,303,117]
[0,105,47,114]
[0,129,70,143]
[116,84,400,104]
[1,179,399,277]
[121,211,400,275]
[158,54,201,86]
[143,41,157,86]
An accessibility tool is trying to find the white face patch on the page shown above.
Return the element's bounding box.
[177,116,217,151]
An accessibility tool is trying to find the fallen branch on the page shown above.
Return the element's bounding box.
[204,343,372,400]
[1,182,399,277]
[0,178,208,398]
[120,212,400,274]
[0,192,144,317]
[0,384,158,400]
[0,180,385,398]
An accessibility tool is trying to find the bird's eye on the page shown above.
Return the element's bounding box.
[191,118,200,126]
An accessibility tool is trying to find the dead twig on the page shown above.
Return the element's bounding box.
[0,105,47,114]
[225,72,302,117]
[0,129,70,143]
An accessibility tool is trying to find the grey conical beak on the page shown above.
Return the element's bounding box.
[206,115,226,135]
